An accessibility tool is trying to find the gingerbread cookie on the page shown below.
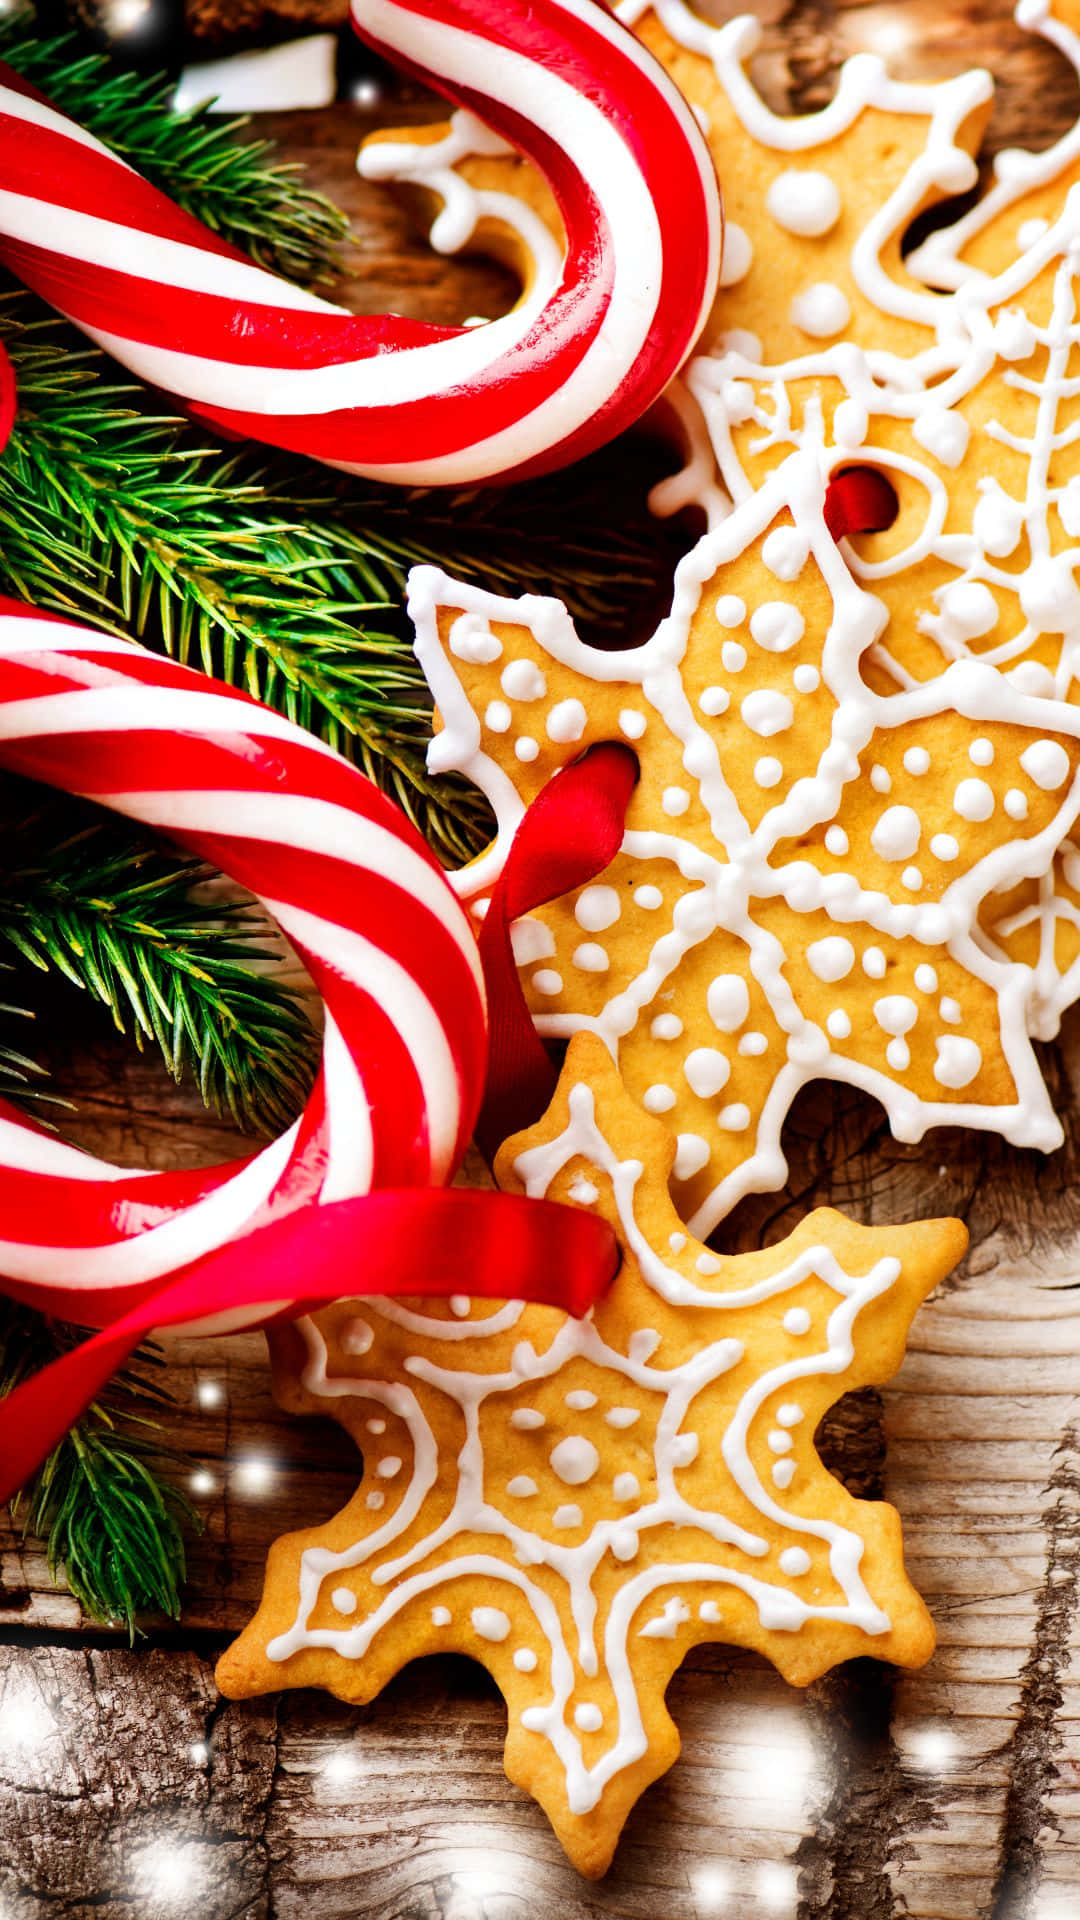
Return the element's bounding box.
[217,1034,965,1877]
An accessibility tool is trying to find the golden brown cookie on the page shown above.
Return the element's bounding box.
[217,1035,965,1877]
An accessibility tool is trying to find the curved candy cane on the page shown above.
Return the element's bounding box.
[0,598,488,1336]
[0,0,722,486]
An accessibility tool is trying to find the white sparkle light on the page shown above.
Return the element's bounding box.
[196,1379,223,1409]
[132,1839,207,1904]
[189,1470,214,1497]
[755,1859,798,1912]
[235,1456,275,1494]
[905,1725,958,1770]
[693,1860,732,1908]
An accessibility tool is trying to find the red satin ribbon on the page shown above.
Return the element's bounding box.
[824,466,899,543]
[0,1188,618,1505]
[477,741,639,1158]
[0,340,14,456]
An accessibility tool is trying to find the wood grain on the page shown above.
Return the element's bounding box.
[2,4,1079,1916]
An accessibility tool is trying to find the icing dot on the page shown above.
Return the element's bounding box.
[449,1296,472,1318]
[995,307,1037,360]
[507,1475,538,1498]
[913,408,970,467]
[510,1408,545,1430]
[768,1430,793,1454]
[619,708,647,739]
[546,699,587,742]
[674,1133,710,1180]
[511,917,554,965]
[825,825,849,857]
[871,805,921,863]
[766,167,841,236]
[550,1437,599,1485]
[575,885,620,932]
[707,975,750,1031]
[930,833,959,861]
[553,1503,583,1529]
[699,685,730,716]
[914,964,939,994]
[754,756,783,788]
[862,947,887,979]
[652,1012,683,1040]
[572,942,609,973]
[826,1009,851,1040]
[515,737,539,762]
[777,1404,804,1427]
[1020,740,1071,790]
[974,489,1023,556]
[717,221,753,286]
[807,936,855,983]
[1004,789,1029,821]
[365,1491,385,1510]
[485,700,512,733]
[449,615,501,664]
[741,690,794,737]
[611,1530,639,1561]
[772,1459,797,1489]
[904,747,931,776]
[722,640,747,673]
[331,1587,357,1614]
[699,1601,722,1624]
[789,281,851,337]
[939,997,962,1025]
[696,1253,720,1276]
[377,1456,403,1479]
[779,1547,812,1577]
[834,398,868,447]
[532,968,563,996]
[644,1084,677,1113]
[902,866,923,892]
[969,738,995,767]
[739,1031,768,1056]
[613,1472,640,1502]
[366,1417,386,1435]
[501,659,546,701]
[662,786,691,816]
[934,1035,982,1089]
[432,1605,452,1626]
[953,778,995,822]
[635,885,663,910]
[513,1647,537,1672]
[606,1407,640,1429]
[716,595,746,627]
[574,1703,604,1732]
[471,1606,511,1642]
[669,1232,687,1251]
[793,664,820,693]
[939,581,997,637]
[684,1048,731,1098]
[565,1390,597,1410]
[568,1178,598,1205]
[718,1103,751,1132]
[870,764,892,795]
[750,603,805,652]
[875,994,918,1037]
[671,1432,700,1464]
[341,1318,373,1356]
[783,1307,811,1335]
[761,527,810,581]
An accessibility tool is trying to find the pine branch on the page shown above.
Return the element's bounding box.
[0,1298,195,1636]
[0,21,347,290]
[0,780,318,1134]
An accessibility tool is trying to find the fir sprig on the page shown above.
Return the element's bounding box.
[1,1299,195,1637]
[0,783,318,1133]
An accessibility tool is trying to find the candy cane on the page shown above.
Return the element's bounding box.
[0,0,722,486]
[0,598,489,1336]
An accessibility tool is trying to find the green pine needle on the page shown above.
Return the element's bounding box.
[1,1298,196,1637]
[0,781,318,1134]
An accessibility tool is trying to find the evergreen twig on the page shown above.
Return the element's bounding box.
[0,1298,197,1638]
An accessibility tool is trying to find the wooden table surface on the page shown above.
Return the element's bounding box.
[2,4,1079,1916]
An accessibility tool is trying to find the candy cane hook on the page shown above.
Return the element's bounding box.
[0,0,722,485]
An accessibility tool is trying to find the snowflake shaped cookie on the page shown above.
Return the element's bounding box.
[216,1034,964,1877]
[411,440,1080,1230]
[369,0,1080,1040]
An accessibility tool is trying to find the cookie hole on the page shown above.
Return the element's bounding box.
[824,468,899,545]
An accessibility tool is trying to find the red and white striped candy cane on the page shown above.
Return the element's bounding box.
[0,0,722,486]
[0,598,488,1336]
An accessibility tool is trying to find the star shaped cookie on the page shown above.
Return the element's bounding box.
[216,1034,965,1876]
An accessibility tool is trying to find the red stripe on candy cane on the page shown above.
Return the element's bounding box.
[0,0,721,485]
